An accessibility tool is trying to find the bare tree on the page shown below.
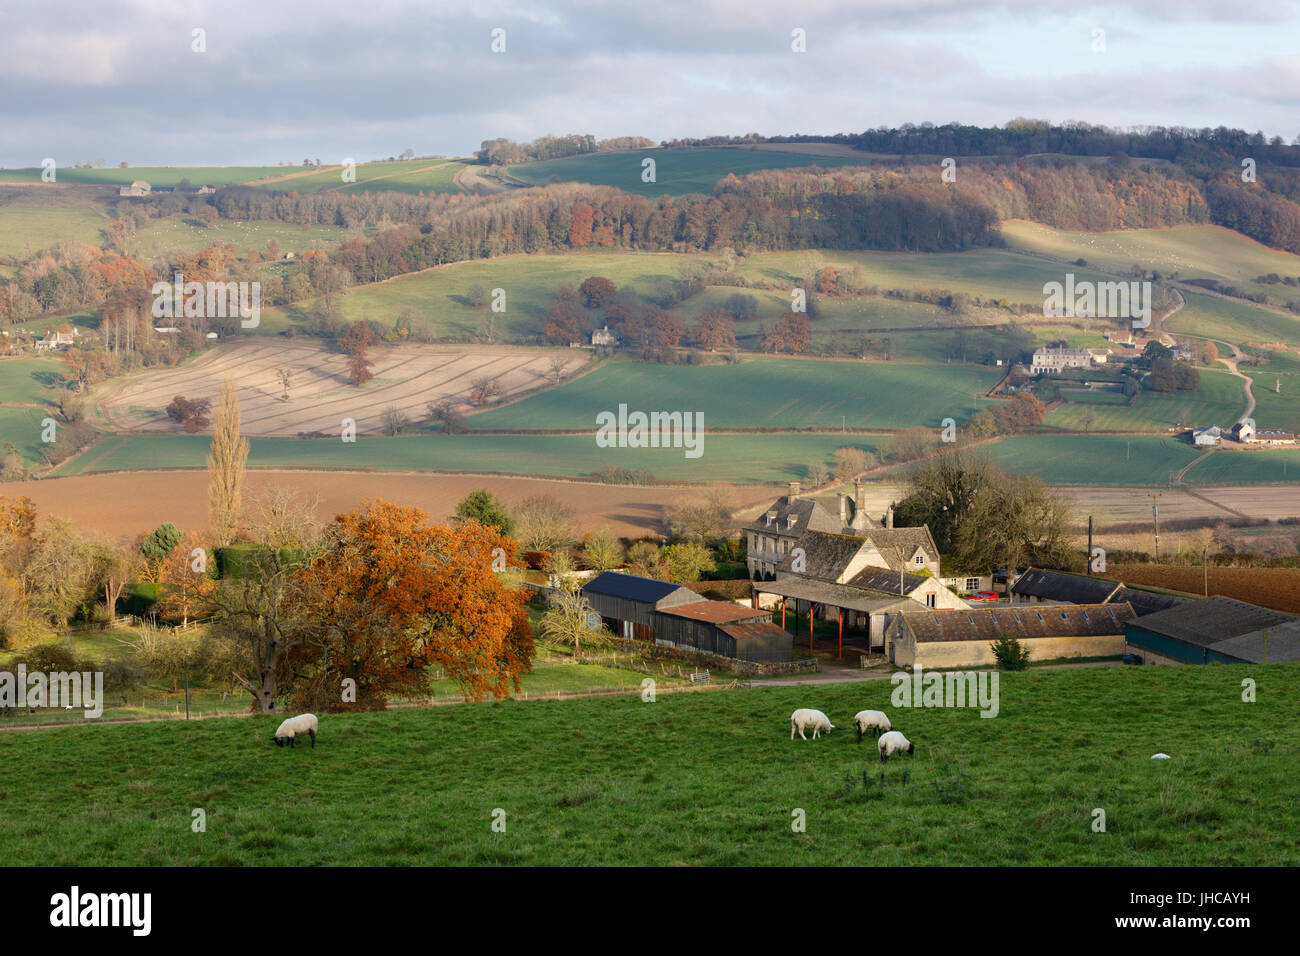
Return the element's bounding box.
[547,355,569,383]
[275,367,292,401]
[207,378,248,547]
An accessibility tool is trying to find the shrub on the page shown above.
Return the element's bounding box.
[7,643,94,674]
[100,657,146,692]
[990,634,1031,670]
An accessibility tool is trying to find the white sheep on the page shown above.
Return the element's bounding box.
[273,713,318,748]
[877,730,914,763]
[790,708,834,740]
[853,709,891,743]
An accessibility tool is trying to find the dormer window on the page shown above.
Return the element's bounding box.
[766,512,775,526]
[786,515,797,529]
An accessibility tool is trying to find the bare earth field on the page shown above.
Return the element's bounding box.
[7,471,1299,543]
[92,341,588,437]
[0,471,778,541]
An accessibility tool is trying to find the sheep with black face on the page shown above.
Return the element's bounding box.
[273,713,318,748]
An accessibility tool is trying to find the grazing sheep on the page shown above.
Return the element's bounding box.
[273,713,318,748]
[790,708,834,740]
[853,709,892,743]
[877,730,914,763]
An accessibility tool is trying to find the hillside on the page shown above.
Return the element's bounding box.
[2,664,1296,865]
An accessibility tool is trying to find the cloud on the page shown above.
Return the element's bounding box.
[0,0,1296,166]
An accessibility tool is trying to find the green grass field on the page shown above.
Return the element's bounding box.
[1045,370,1246,433]
[0,201,114,259]
[0,356,65,404]
[1002,220,1300,303]
[1,664,1295,865]
[247,159,471,195]
[508,147,877,197]
[1182,447,1300,483]
[0,166,291,187]
[1165,293,1300,350]
[51,432,894,483]
[128,218,358,261]
[469,357,1000,430]
[0,405,50,464]
[964,435,1203,484]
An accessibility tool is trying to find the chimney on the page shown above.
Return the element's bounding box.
[839,495,848,525]
[854,477,866,515]
[787,481,801,500]
[885,506,894,529]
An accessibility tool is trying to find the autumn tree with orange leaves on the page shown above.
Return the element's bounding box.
[284,499,534,711]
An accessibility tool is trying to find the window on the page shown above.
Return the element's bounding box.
[925,593,936,608]
[915,555,924,565]
[965,577,980,591]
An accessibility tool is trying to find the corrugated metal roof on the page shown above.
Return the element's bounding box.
[582,571,692,604]
[1129,595,1295,648]
[657,601,767,624]
[718,621,796,642]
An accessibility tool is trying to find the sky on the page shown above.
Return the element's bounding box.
[1,0,1298,168]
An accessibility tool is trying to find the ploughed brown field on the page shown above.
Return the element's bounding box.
[1110,564,1300,614]
[0,471,778,541]
[92,341,588,437]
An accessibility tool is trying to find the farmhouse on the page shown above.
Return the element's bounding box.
[1030,347,1102,375]
[742,480,880,578]
[751,525,966,653]
[1124,595,1300,664]
[591,326,619,347]
[889,603,1134,668]
[118,180,151,197]
[34,328,80,350]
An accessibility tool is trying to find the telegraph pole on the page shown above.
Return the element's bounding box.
[1152,494,1161,561]
[1086,515,1093,575]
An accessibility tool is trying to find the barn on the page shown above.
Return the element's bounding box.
[651,601,793,662]
[890,603,1135,667]
[1124,596,1300,664]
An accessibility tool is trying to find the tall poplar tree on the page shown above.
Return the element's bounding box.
[207,377,248,546]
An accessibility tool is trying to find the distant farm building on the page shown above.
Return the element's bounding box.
[34,328,80,350]
[1233,420,1296,445]
[1010,568,1186,617]
[890,603,1134,667]
[591,326,618,347]
[1191,425,1222,446]
[580,571,792,662]
[118,180,151,197]
[1125,596,1300,664]
[1030,347,1103,375]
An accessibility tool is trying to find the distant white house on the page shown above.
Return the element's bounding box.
[591,326,619,347]
[1192,425,1222,447]
[34,328,80,350]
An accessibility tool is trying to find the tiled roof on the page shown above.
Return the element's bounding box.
[1207,620,1300,663]
[848,566,928,596]
[1110,587,1186,618]
[741,495,844,536]
[903,603,1134,643]
[775,531,867,580]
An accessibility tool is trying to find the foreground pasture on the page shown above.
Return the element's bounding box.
[2,665,1296,865]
